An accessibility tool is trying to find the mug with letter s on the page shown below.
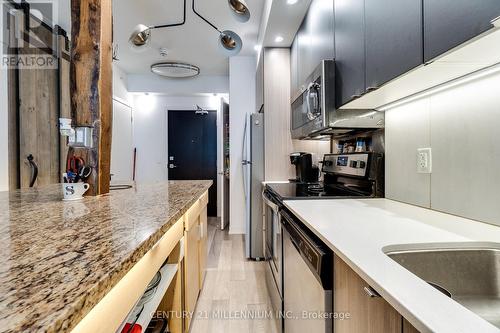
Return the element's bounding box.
[62,183,90,201]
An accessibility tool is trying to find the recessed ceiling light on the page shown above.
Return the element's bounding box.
[287,0,299,4]
[275,36,284,43]
[254,44,262,52]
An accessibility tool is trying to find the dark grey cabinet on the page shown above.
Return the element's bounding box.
[424,0,500,62]
[290,0,334,97]
[291,37,299,95]
[365,0,423,89]
[334,0,365,107]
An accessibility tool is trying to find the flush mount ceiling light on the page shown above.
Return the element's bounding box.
[275,35,284,43]
[287,0,299,4]
[129,0,244,57]
[151,62,200,78]
[228,0,251,22]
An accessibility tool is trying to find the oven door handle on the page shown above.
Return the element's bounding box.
[262,191,279,212]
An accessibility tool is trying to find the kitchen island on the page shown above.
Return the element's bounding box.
[0,180,212,333]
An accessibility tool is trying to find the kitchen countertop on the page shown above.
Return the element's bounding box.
[0,180,212,333]
[284,198,500,333]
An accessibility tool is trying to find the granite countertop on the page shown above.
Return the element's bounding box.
[284,199,500,333]
[0,180,212,333]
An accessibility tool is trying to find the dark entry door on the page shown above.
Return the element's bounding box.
[168,110,217,216]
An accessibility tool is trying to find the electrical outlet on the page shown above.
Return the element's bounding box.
[417,148,432,174]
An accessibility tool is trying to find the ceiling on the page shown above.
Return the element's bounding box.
[112,0,265,76]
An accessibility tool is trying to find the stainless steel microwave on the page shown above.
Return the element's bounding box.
[291,60,385,139]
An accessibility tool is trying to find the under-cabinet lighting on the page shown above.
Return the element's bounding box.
[377,61,500,111]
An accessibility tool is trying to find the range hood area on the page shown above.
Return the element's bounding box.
[342,18,500,110]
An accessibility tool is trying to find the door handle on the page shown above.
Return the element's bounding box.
[169,164,178,169]
[363,286,381,298]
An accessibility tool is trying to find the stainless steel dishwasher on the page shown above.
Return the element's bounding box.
[281,209,333,333]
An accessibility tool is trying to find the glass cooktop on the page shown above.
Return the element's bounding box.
[265,182,371,201]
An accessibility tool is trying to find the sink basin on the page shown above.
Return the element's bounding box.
[384,242,500,328]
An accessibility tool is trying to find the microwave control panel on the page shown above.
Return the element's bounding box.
[322,153,369,177]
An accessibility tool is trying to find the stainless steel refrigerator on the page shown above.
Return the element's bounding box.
[242,112,264,260]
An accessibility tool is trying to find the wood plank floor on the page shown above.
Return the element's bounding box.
[190,219,278,333]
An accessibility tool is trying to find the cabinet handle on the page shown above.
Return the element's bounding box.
[363,286,381,298]
[491,16,500,28]
[366,86,378,92]
[351,94,362,100]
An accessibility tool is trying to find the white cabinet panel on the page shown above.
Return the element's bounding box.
[430,72,500,225]
[385,99,431,208]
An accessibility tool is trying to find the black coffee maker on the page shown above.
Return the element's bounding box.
[290,152,319,183]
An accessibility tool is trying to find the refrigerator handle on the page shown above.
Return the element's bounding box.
[241,115,249,200]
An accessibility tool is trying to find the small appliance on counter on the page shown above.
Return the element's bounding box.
[289,152,319,183]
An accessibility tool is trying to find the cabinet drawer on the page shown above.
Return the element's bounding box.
[200,191,208,207]
[185,200,201,231]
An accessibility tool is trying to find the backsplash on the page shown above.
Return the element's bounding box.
[386,70,500,226]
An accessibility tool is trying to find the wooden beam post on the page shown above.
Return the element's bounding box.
[70,0,112,195]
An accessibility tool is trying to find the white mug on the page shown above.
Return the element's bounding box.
[62,183,90,201]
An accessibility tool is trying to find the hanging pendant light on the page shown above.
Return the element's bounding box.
[228,0,250,22]
[219,30,242,55]
[129,0,243,57]
[192,0,243,56]
[129,24,152,51]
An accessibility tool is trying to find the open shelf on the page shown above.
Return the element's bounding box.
[121,263,179,332]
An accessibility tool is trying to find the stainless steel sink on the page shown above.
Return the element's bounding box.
[384,242,500,328]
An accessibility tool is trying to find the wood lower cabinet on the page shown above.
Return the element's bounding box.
[183,191,209,332]
[334,255,402,333]
[403,318,420,333]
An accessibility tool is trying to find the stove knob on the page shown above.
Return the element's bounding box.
[359,161,366,169]
[350,160,358,168]
[324,160,333,167]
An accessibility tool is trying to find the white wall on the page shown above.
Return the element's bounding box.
[128,74,229,95]
[113,64,131,104]
[229,56,256,234]
[132,94,225,216]
[385,69,500,226]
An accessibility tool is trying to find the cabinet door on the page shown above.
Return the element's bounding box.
[403,318,420,333]
[365,0,423,89]
[334,0,365,107]
[198,206,208,289]
[184,223,200,331]
[296,20,310,91]
[334,255,401,333]
[308,0,335,67]
[424,0,500,62]
[291,37,299,96]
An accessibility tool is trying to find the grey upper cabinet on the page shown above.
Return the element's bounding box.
[290,0,334,98]
[307,0,334,74]
[424,0,500,62]
[291,38,299,96]
[365,0,423,90]
[334,0,365,108]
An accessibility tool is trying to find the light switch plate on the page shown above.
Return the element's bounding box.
[417,148,432,174]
